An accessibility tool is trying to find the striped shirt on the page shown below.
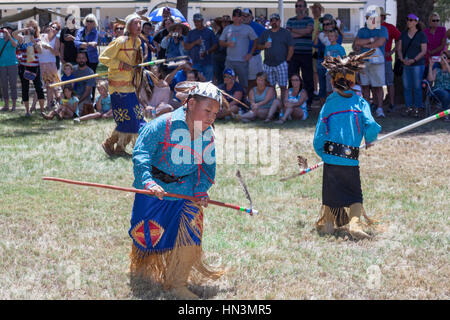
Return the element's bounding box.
[286,16,314,54]
[19,37,40,67]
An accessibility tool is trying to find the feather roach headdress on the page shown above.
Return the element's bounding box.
[321,48,376,96]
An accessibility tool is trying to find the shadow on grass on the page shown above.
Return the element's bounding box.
[129,274,224,300]
[0,114,67,138]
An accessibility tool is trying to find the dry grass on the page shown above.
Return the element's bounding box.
[0,104,449,300]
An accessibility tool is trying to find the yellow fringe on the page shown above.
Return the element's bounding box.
[129,201,224,290]
[316,204,376,229]
[115,131,138,150]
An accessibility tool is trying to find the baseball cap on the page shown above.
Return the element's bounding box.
[319,13,334,23]
[223,68,235,77]
[269,13,280,20]
[193,13,204,21]
[232,8,242,17]
[242,8,252,16]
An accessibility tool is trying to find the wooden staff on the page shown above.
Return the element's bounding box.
[280,109,450,181]
[42,177,259,216]
[49,56,190,88]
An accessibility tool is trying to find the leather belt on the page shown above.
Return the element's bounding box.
[151,166,188,184]
[324,141,359,160]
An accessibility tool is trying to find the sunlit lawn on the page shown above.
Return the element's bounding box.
[0,90,449,299]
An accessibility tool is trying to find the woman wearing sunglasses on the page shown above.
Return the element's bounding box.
[424,13,447,71]
[38,21,61,111]
[75,14,99,100]
[397,13,428,118]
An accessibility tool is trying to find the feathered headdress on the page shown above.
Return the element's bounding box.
[321,48,376,96]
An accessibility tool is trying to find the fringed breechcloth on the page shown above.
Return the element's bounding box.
[108,92,147,151]
[317,163,373,228]
[128,194,224,290]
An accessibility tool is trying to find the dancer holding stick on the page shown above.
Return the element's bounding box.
[280,108,450,181]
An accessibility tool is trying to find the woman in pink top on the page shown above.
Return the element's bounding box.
[424,12,447,66]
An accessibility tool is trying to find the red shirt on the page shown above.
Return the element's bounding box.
[381,22,401,62]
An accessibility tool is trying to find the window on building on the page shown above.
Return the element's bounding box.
[338,8,350,32]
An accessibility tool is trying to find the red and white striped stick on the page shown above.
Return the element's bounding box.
[280,109,450,181]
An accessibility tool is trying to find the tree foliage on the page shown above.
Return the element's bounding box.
[433,0,450,25]
[396,0,435,31]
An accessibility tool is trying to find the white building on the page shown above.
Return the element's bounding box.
[0,0,399,36]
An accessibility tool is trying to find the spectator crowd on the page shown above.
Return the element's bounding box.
[0,1,449,122]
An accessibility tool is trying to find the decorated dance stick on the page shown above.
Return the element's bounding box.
[280,109,450,181]
[42,177,259,216]
[236,170,253,211]
[49,56,190,88]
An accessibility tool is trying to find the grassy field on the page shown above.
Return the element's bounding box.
[0,100,449,300]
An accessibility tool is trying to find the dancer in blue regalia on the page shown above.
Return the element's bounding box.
[129,82,225,299]
[313,49,381,239]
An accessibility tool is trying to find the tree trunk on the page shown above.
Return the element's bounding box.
[177,0,189,20]
[394,0,435,106]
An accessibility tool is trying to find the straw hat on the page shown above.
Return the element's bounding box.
[167,22,189,36]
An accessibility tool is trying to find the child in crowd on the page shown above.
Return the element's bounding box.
[142,65,174,119]
[74,80,112,122]
[61,63,76,86]
[175,69,205,103]
[324,29,346,95]
[42,85,79,120]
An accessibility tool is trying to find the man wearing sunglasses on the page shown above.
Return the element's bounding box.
[286,0,315,111]
[258,13,294,107]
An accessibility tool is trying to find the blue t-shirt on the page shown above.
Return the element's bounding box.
[356,26,389,54]
[185,28,218,65]
[170,69,187,91]
[0,38,18,67]
[248,21,266,55]
[219,81,245,103]
[325,43,346,58]
[315,33,343,59]
[95,94,111,113]
[286,16,314,54]
[61,74,76,83]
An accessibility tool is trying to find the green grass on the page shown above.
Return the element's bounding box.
[0,103,449,299]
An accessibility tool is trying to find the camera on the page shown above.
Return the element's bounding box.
[431,56,441,63]
[173,32,179,37]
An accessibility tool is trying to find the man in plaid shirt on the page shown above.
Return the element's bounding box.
[258,13,294,110]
